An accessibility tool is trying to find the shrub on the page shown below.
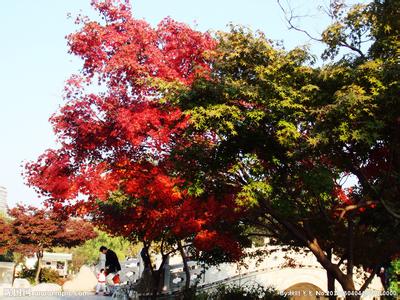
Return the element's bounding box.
[18,265,61,284]
[39,267,60,283]
[388,260,400,297]
[204,283,288,300]
[18,266,36,284]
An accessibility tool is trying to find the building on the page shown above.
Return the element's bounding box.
[0,186,7,215]
[0,262,14,284]
[25,252,73,277]
[42,252,73,277]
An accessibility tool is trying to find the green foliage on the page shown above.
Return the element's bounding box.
[18,265,36,285]
[66,228,139,272]
[19,264,60,284]
[0,251,14,262]
[389,259,400,295]
[369,0,400,60]
[168,0,400,293]
[39,268,60,283]
[321,2,370,60]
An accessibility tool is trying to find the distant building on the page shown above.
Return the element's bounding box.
[0,186,7,215]
[0,262,14,284]
[42,252,73,277]
[25,252,73,277]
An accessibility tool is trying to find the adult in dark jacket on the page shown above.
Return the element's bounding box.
[99,246,121,274]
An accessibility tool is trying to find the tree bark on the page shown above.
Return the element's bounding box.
[34,251,43,284]
[327,248,336,300]
[178,240,191,291]
[308,238,356,292]
[259,199,362,296]
[276,216,358,294]
[151,255,168,300]
[359,266,378,293]
[12,263,17,286]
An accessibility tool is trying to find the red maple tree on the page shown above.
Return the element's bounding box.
[8,205,97,284]
[0,217,14,255]
[25,0,243,294]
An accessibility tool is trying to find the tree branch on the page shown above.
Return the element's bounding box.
[336,200,375,219]
[258,196,353,290]
[359,265,378,293]
[277,0,323,42]
[337,256,345,268]
[338,41,365,59]
[343,147,400,218]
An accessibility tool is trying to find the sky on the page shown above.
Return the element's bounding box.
[0,0,358,208]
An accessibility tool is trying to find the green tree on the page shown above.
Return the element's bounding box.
[166,1,400,297]
[22,0,399,298]
[388,260,400,296]
[55,229,140,272]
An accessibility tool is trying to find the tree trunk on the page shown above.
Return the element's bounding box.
[308,239,357,293]
[278,216,358,295]
[12,263,17,286]
[150,255,168,300]
[34,252,43,284]
[178,240,191,291]
[262,203,362,297]
[326,248,335,300]
[151,270,160,300]
[11,253,24,286]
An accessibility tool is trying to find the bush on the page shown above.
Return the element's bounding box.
[388,260,400,298]
[18,266,61,284]
[39,268,60,283]
[204,283,288,300]
[18,266,36,284]
[0,250,14,262]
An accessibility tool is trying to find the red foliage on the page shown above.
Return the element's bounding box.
[25,0,241,261]
[360,146,390,181]
[90,163,244,258]
[7,205,96,256]
[0,218,15,255]
[333,186,354,206]
[194,230,243,260]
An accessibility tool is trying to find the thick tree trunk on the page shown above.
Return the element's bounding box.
[150,255,168,300]
[262,202,362,297]
[308,239,356,293]
[178,240,191,291]
[326,248,335,300]
[34,252,43,284]
[151,270,160,300]
[278,217,357,294]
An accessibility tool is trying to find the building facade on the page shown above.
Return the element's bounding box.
[25,252,72,277]
[0,186,7,215]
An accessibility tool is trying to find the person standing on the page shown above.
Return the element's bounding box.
[99,246,122,294]
[100,246,122,274]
